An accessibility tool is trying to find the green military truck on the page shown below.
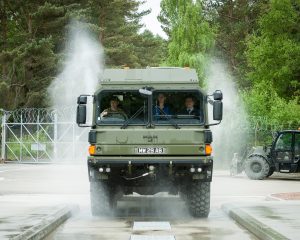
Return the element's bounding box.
[76,68,223,217]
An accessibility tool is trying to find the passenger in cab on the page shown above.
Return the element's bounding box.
[181,96,200,117]
[100,97,127,119]
[153,93,171,117]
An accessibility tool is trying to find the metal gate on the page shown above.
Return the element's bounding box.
[1,108,88,163]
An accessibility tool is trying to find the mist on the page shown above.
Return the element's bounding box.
[48,21,104,162]
[207,58,250,169]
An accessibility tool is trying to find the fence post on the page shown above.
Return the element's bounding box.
[37,111,39,162]
[72,122,75,162]
[53,112,58,161]
[254,122,258,146]
[1,112,7,161]
[20,114,22,162]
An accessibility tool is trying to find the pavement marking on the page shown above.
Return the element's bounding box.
[133,221,171,231]
[0,167,30,173]
[0,165,46,173]
[130,235,175,240]
[213,195,265,198]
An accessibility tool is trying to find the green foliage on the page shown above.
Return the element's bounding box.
[159,0,215,83]
[206,0,300,137]
[0,0,166,110]
[135,30,167,67]
[209,0,267,88]
[243,81,300,125]
[246,0,300,99]
[87,0,159,68]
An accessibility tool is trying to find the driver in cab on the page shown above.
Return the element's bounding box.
[100,97,127,119]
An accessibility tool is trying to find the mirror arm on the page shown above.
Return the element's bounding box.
[205,120,222,127]
[80,94,94,98]
[78,124,95,128]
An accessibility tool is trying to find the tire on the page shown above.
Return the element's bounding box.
[244,156,270,180]
[90,181,114,216]
[187,181,210,218]
[267,167,275,177]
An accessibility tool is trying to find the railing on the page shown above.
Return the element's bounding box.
[1,108,88,163]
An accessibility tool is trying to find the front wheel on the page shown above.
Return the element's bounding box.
[267,167,275,177]
[187,181,210,218]
[244,156,270,180]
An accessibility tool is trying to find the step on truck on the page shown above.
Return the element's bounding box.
[76,68,223,217]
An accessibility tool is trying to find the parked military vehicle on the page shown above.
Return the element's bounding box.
[230,130,300,180]
[76,68,223,217]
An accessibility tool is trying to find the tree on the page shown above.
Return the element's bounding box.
[206,0,267,88]
[87,0,150,68]
[243,81,300,127]
[0,0,167,109]
[159,0,215,83]
[246,0,300,99]
[135,30,167,67]
[0,1,83,108]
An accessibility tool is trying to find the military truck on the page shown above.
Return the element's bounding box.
[76,68,223,217]
[231,130,300,180]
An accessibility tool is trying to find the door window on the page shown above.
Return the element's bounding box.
[275,132,293,162]
[275,133,292,151]
[295,133,300,156]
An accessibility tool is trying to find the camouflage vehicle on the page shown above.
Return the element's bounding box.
[231,130,300,180]
[76,68,223,217]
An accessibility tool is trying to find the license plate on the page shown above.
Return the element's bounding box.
[135,147,165,154]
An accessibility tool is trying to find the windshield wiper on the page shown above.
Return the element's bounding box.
[121,106,145,129]
[154,107,180,129]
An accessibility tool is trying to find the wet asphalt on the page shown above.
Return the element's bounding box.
[0,164,299,240]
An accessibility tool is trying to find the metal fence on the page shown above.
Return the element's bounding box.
[1,108,88,163]
[0,108,299,163]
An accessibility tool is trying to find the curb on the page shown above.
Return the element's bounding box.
[11,205,78,240]
[222,203,288,240]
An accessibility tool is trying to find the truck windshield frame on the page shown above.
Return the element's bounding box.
[95,89,206,127]
[151,89,205,126]
[95,90,149,126]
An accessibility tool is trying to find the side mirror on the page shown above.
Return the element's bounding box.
[213,90,223,101]
[77,96,87,104]
[76,105,86,125]
[213,101,223,121]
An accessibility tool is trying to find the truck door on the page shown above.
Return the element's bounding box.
[294,133,300,165]
[273,132,293,171]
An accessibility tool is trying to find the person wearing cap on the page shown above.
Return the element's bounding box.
[100,97,126,119]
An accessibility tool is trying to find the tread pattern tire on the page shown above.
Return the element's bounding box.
[187,181,210,218]
[90,181,111,216]
[244,156,270,180]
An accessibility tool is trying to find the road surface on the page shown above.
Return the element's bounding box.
[0,164,299,239]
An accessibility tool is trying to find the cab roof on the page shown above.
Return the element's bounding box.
[100,68,199,84]
[279,130,300,133]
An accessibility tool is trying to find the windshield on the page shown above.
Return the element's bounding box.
[152,90,204,125]
[96,90,148,125]
[96,90,205,126]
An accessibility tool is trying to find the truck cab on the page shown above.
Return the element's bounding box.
[76,68,223,217]
[270,130,300,173]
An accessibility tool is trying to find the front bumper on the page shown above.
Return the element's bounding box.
[88,156,213,165]
[88,156,213,182]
